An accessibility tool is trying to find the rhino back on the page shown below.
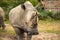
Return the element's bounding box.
[0,7,5,20]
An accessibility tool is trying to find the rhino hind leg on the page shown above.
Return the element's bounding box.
[0,24,1,28]
[1,22,6,31]
[0,17,6,31]
[13,27,25,40]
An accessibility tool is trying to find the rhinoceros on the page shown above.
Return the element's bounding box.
[0,7,6,31]
[9,1,39,40]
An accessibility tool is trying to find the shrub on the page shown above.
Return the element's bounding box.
[51,12,60,20]
[38,9,60,20]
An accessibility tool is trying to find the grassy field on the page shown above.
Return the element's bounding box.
[38,20,60,34]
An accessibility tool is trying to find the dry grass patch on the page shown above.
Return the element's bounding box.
[38,20,60,34]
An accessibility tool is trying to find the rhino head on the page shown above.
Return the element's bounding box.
[21,1,39,35]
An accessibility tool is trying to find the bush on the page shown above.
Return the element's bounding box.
[38,10,60,20]
[38,12,48,20]
[51,12,60,20]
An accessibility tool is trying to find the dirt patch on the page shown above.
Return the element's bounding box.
[32,32,60,40]
[0,32,60,40]
[1,35,17,40]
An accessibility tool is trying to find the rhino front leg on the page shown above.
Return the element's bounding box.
[13,27,24,40]
[27,34,32,40]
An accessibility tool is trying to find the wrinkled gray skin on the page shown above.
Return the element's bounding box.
[0,7,6,31]
[9,1,39,40]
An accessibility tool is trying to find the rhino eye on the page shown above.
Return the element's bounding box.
[25,22,28,26]
[32,24,37,28]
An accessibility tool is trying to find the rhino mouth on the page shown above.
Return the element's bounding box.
[27,29,39,35]
[28,31,39,35]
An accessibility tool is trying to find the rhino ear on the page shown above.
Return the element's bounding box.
[21,4,26,10]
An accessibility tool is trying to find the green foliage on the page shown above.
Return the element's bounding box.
[29,0,38,6]
[38,10,60,20]
[51,12,60,20]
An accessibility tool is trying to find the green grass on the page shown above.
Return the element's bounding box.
[0,24,16,36]
[5,20,10,24]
